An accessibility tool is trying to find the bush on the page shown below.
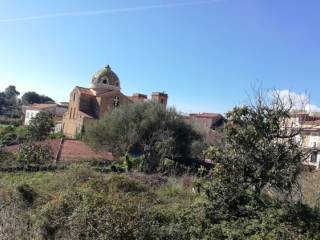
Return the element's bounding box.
[16,142,53,166]
[27,111,54,141]
[15,184,38,207]
[86,102,200,173]
[49,132,64,139]
[37,174,154,240]
[0,149,17,168]
[0,116,22,126]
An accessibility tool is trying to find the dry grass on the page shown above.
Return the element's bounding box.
[299,170,320,207]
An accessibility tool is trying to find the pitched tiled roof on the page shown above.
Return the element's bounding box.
[190,113,223,119]
[76,87,95,96]
[25,103,57,110]
[189,113,226,129]
[76,86,115,97]
[78,110,94,119]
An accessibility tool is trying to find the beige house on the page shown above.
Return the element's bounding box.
[62,65,168,138]
[290,112,320,169]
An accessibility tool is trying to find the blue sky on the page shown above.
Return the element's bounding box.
[0,0,320,113]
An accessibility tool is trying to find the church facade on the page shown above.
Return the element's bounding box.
[62,65,168,138]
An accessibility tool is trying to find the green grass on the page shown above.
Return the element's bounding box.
[0,163,198,206]
[1,163,319,240]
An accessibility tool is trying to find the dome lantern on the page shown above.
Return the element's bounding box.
[90,65,121,90]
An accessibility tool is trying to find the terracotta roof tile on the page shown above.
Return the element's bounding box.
[79,111,94,119]
[26,103,57,110]
[76,87,95,96]
[190,113,223,119]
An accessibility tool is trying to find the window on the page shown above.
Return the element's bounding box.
[113,96,120,107]
[101,77,108,84]
[311,151,318,163]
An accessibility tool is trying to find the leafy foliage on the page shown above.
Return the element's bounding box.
[0,89,319,239]
[0,85,21,116]
[86,102,200,172]
[0,125,28,147]
[16,141,53,166]
[0,163,319,239]
[0,149,16,168]
[197,91,315,237]
[26,111,54,141]
[21,91,55,105]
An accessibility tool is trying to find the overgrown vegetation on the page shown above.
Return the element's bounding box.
[0,125,28,146]
[86,102,201,173]
[26,111,54,141]
[0,166,198,240]
[0,85,21,116]
[1,92,320,239]
[21,91,55,105]
[16,141,53,167]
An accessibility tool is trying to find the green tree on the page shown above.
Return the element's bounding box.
[27,111,54,141]
[0,85,20,116]
[86,102,200,173]
[21,91,55,105]
[202,91,307,220]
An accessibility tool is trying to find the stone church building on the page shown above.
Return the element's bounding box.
[62,65,168,138]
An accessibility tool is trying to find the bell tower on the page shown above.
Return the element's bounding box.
[152,92,168,107]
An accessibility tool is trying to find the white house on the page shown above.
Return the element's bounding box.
[24,104,68,130]
[290,112,320,170]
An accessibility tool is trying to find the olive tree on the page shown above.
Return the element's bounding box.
[202,90,307,220]
[86,102,200,172]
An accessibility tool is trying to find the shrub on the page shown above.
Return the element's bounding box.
[16,142,53,166]
[0,149,16,168]
[37,174,154,240]
[0,116,22,126]
[48,132,64,139]
[86,102,200,173]
[15,184,38,207]
[0,126,28,146]
[27,111,54,141]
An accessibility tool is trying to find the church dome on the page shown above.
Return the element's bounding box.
[91,65,121,90]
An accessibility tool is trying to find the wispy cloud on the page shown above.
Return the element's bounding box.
[0,0,221,23]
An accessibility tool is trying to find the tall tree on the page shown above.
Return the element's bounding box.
[21,91,55,105]
[0,85,20,116]
[202,90,307,220]
[86,102,200,172]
